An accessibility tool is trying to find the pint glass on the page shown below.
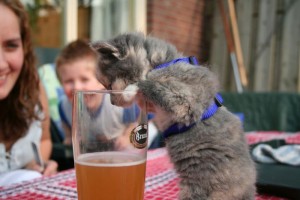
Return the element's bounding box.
[72,90,148,200]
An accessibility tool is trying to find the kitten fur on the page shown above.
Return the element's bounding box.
[91,32,256,200]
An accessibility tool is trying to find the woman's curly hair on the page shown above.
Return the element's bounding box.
[0,0,41,144]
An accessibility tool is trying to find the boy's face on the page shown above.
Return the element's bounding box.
[58,57,105,102]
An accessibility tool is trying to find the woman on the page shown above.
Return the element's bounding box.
[0,0,57,185]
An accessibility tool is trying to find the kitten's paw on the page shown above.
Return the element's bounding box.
[123,84,138,102]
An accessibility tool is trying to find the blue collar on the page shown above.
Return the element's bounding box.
[155,56,199,70]
[153,57,223,138]
[162,93,223,138]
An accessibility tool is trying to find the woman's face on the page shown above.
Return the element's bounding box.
[0,4,24,100]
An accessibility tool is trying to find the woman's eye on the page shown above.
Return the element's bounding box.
[5,42,20,50]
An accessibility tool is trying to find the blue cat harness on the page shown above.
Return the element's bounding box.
[154,56,224,138]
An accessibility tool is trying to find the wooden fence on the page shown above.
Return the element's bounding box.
[207,0,300,92]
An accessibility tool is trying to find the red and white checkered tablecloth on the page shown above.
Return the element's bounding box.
[246,131,300,145]
[0,138,294,200]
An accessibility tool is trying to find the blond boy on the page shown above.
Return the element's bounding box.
[55,39,105,144]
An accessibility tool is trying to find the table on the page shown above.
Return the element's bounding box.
[245,131,300,145]
[0,147,289,200]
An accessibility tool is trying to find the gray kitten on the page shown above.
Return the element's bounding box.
[91,32,256,200]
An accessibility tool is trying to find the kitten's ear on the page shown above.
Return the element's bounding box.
[90,42,122,60]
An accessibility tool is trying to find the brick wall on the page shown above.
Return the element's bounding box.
[147,0,205,61]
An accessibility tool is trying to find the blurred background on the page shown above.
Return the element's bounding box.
[20,0,300,93]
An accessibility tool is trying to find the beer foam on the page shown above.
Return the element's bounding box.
[76,152,146,167]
